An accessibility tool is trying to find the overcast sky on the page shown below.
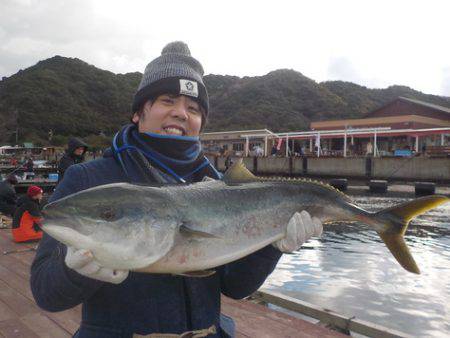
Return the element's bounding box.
[1,0,449,96]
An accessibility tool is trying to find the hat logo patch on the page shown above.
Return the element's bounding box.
[180,79,199,98]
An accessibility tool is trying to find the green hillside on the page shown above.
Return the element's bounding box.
[0,56,449,146]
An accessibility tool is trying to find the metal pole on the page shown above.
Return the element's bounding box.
[316,133,320,158]
[415,135,419,152]
[264,136,268,157]
[373,132,377,157]
[245,137,249,157]
[441,134,445,146]
[343,130,347,157]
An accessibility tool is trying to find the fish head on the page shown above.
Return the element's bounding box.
[41,183,178,270]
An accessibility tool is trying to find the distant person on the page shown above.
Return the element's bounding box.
[12,185,43,243]
[225,154,232,170]
[57,138,88,182]
[220,145,227,156]
[299,145,305,157]
[0,175,18,217]
[25,157,34,172]
[366,141,373,156]
[271,144,278,156]
[23,157,35,180]
[253,145,263,157]
[421,143,427,156]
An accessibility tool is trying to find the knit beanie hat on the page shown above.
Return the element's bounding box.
[27,185,43,198]
[132,41,209,121]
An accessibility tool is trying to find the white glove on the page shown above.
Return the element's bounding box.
[273,210,323,253]
[65,246,129,284]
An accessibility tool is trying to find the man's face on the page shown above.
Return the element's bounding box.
[34,193,43,202]
[132,94,202,137]
[74,147,85,156]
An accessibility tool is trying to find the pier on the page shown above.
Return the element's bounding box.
[0,229,411,337]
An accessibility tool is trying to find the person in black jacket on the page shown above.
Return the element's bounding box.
[57,138,88,182]
[0,175,18,217]
[31,41,322,338]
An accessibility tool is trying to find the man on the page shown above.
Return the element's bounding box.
[31,41,322,338]
[0,175,18,217]
[12,185,43,242]
[23,157,35,180]
[57,138,88,182]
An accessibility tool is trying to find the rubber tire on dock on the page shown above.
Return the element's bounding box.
[369,180,388,193]
[329,178,348,192]
[415,182,436,196]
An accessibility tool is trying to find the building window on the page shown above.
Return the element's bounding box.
[232,143,244,151]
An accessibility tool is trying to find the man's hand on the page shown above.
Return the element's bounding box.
[65,247,129,284]
[273,211,323,253]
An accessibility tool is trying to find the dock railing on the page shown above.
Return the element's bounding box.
[253,289,411,338]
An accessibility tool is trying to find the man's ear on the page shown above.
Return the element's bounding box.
[132,112,140,124]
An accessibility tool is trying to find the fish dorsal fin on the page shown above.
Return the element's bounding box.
[258,175,351,202]
[223,159,259,184]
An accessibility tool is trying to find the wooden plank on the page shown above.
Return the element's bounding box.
[45,309,81,336]
[0,301,15,322]
[222,296,346,338]
[0,265,33,301]
[257,289,411,338]
[20,313,71,338]
[0,318,39,338]
[0,252,32,280]
[0,281,39,317]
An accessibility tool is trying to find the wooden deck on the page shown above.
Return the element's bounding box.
[0,229,345,337]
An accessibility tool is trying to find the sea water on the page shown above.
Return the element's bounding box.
[265,195,450,337]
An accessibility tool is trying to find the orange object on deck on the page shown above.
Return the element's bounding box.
[12,211,43,243]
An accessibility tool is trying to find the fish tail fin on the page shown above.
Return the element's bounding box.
[376,195,449,274]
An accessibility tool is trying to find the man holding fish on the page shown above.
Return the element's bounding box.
[31,41,323,338]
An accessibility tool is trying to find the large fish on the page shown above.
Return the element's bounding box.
[42,160,449,275]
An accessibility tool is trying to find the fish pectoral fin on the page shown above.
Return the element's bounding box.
[177,269,216,277]
[180,223,221,239]
[223,158,259,184]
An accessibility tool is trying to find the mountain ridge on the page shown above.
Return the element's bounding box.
[0,56,449,146]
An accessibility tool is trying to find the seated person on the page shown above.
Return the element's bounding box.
[0,175,18,217]
[12,185,44,243]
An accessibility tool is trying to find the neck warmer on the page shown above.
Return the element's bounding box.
[111,124,221,184]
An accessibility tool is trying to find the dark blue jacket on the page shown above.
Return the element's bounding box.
[30,153,282,337]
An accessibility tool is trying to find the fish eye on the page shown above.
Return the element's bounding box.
[100,207,120,222]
